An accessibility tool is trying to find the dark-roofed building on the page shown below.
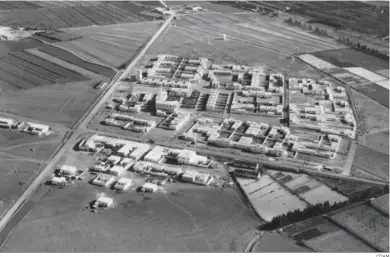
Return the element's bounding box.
[234,168,261,179]
[231,160,260,171]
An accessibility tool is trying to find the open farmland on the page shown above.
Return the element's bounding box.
[281,216,375,252]
[344,67,388,90]
[359,129,389,155]
[305,230,376,252]
[236,176,308,222]
[268,170,348,205]
[351,89,389,133]
[330,204,389,252]
[1,183,261,252]
[0,1,98,11]
[0,50,88,92]
[251,232,310,252]
[0,157,43,218]
[0,2,153,30]
[312,48,389,72]
[54,22,160,68]
[370,194,389,216]
[0,38,44,58]
[2,80,101,128]
[353,145,389,182]
[314,176,384,199]
[173,13,343,60]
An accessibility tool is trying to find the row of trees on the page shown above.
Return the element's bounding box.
[261,183,389,231]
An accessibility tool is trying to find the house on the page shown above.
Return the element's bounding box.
[0,117,15,129]
[141,182,158,193]
[109,165,125,176]
[234,168,261,179]
[107,155,122,165]
[113,178,132,191]
[23,122,50,135]
[51,176,66,185]
[181,170,212,185]
[92,174,115,187]
[96,195,114,208]
[59,165,77,177]
[231,160,259,171]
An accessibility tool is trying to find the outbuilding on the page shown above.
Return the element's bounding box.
[51,176,66,185]
[114,177,132,191]
[109,165,125,177]
[96,195,114,208]
[59,165,77,177]
[92,174,115,187]
[141,182,158,193]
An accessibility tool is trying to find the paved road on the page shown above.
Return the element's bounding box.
[0,13,175,233]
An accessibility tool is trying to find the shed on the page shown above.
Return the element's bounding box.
[142,182,158,193]
[114,177,132,191]
[51,176,66,185]
[109,165,125,177]
[59,165,77,176]
[96,196,113,208]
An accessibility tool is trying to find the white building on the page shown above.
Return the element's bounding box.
[0,117,15,129]
[51,176,66,185]
[142,182,158,193]
[177,150,209,166]
[107,155,122,165]
[59,165,77,177]
[23,122,50,135]
[96,195,114,208]
[182,170,213,185]
[109,165,125,176]
[92,174,115,187]
[113,178,132,191]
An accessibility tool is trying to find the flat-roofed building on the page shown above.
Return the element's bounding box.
[114,178,132,191]
[59,165,77,177]
[23,122,50,135]
[142,182,158,193]
[234,168,261,179]
[0,117,15,128]
[96,195,114,208]
[92,174,115,187]
[51,176,66,185]
[109,165,125,176]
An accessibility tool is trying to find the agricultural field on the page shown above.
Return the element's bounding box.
[251,232,310,253]
[311,48,389,72]
[2,80,102,128]
[174,12,343,59]
[0,1,97,11]
[0,156,44,218]
[314,176,384,199]
[0,38,44,57]
[330,204,389,252]
[236,176,308,222]
[281,216,376,252]
[344,67,388,88]
[0,50,88,92]
[1,183,261,252]
[0,2,153,31]
[370,194,389,216]
[358,129,389,155]
[54,22,160,68]
[351,89,389,133]
[268,170,348,205]
[352,145,389,182]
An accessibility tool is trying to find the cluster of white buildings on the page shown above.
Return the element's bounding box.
[139,54,208,88]
[182,117,342,159]
[159,112,190,131]
[0,117,50,136]
[231,94,283,116]
[116,91,153,113]
[289,78,356,139]
[104,113,156,133]
[155,91,180,115]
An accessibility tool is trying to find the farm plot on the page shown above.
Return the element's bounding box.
[353,145,389,182]
[0,2,151,31]
[305,230,376,252]
[351,81,389,108]
[252,232,309,253]
[0,38,44,58]
[344,67,388,88]
[351,89,389,133]
[236,175,308,222]
[268,170,348,205]
[330,204,389,252]
[25,48,108,80]
[146,26,286,66]
[2,80,101,128]
[2,184,260,252]
[282,215,376,252]
[312,48,389,72]
[0,157,43,218]
[314,176,383,199]
[370,194,389,216]
[359,129,389,155]
[0,51,88,92]
[55,22,160,68]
